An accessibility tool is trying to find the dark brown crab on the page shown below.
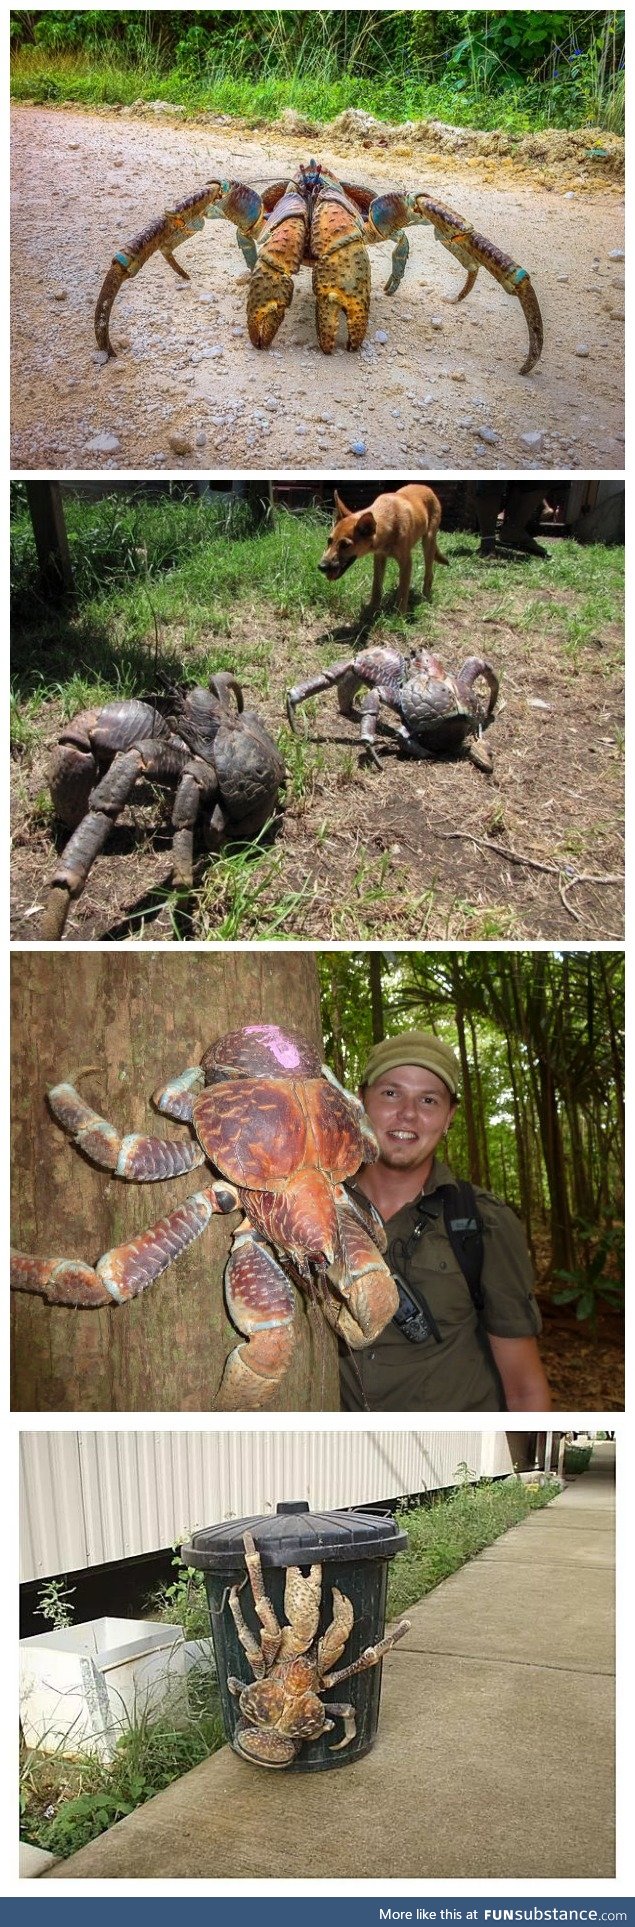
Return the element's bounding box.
[38,674,285,940]
[96,158,543,374]
[228,1529,410,1768]
[287,645,499,771]
[10,1024,398,1411]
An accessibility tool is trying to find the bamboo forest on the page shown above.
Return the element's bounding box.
[318,950,624,1409]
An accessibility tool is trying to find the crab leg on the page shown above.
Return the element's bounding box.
[286,659,358,731]
[153,1065,206,1123]
[322,1615,411,1689]
[321,1191,398,1348]
[326,1702,357,1751]
[246,188,308,348]
[310,183,371,353]
[96,181,266,357]
[217,1225,297,1411]
[170,759,219,890]
[365,191,543,374]
[11,1183,238,1308]
[45,1077,206,1181]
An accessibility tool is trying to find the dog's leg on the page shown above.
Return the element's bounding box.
[397,551,412,615]
[369,554,387,615]
[422,531,435,601]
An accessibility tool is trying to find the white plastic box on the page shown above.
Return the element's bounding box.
[20,1616,189,1761]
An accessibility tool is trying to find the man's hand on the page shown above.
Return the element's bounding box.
[488,1334,552,1410]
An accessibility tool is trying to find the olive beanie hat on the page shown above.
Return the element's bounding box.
[361,1031,460,1097]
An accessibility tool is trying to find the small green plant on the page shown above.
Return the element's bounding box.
[146,1548,210,1642]
[553,1218,624,1326]
[387,1473,560,1621]
[35,1577,75,1630]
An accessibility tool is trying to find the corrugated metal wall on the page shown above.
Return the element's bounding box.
[20,1430,513,1581]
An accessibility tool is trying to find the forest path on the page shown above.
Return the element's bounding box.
[11,105,624,471]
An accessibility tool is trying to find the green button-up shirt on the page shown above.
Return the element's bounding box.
[340,1158,541,1412]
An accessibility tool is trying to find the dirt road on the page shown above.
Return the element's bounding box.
[11,106,624,472]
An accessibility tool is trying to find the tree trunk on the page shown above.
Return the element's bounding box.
[11,952,339,1414]
[369,954,384,1043]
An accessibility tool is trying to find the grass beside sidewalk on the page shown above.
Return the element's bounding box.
[387,1471,560,1620]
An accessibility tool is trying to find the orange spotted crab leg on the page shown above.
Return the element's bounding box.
[246,188,308,348]
[217,1225,297,1411]
[310,183,371,353]
[364,190,543,375]
[95,180,266,357]
[11,1183,238,1309]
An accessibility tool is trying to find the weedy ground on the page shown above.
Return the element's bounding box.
[20,1473,559,1859]
[10,494,624,942]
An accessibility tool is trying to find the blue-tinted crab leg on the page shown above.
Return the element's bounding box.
[95,181,266,357]
[365,191,543,374]
[286,659,358,732]
[11,1183,239,1309]
[384,231,409,296]
[47,1079,206,1180]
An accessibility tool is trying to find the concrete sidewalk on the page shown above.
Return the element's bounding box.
[46,1445,615,1881]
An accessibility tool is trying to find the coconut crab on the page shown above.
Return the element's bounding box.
[227,1529,410,1767]
[96,158,543,374]
[10,1024,398,1410]
[37,674,285,940]
[286,645,499,772]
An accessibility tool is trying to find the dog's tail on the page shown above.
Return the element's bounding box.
[434,540,450,567]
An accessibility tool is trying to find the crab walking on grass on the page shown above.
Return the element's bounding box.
[96,158,544,375]
[11,1025,399,1410]
[227,1530,411,1767]
[287,645,499,772]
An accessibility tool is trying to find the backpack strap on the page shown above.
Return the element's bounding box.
[441,1181,485,1316]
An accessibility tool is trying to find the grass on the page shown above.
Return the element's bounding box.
[387,1470,561,1620]
[10,492,623,943]
[20,1674,225,1859]
[10,38,625,136]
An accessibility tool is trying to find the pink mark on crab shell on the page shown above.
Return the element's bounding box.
[243,1024,301,1068]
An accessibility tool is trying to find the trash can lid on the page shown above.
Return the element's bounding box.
[182,1503,407,1572]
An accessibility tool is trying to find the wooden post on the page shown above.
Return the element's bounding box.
[25,483,75,600]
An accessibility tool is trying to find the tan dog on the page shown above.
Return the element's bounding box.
[318,483,448,615]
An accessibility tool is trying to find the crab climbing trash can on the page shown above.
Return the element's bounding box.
[182,1500,409,1773]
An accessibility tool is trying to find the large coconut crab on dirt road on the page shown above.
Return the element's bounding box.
[96,158,544,374]
[287,645,499,772]
[37,674,285,941]
[10,1024,399,1411]
[225,1529,410,1768]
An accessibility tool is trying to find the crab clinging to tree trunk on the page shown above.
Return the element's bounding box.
[287,645,499,772]
[96,158,543,374]
[227,1530,410,1768]
[10,1024,399,1411]
[38,674,285,941]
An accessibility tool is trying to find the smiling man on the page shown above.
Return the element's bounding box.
[340,1031,551,1413]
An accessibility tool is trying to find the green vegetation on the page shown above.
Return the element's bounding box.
[388,1471,560,1619]
[20,1679,225,1859]
[10,10,625,134]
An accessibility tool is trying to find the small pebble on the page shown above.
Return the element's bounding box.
[430,316,444,330]
[52,290,67,302]
[92,350,109,367]
[374,330,388,344]
[450,370,466,381]
[85,432,120,454]
[521,431,544,449]
[350,441,367,457]
[575,344,590,357]
[195,431,206,448]
[608,248,625,260]
[477,426,498,445]
[564,190,576,199]
[168,433,193,456]
[557,274,569,283]
[199,292,215,304]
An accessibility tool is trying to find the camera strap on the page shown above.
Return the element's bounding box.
[389,1182,485,1344]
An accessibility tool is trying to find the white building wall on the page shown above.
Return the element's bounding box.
[20,1430,514,1582]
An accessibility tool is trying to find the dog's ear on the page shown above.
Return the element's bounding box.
[355,511,377,541]
[334,491,352,520]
